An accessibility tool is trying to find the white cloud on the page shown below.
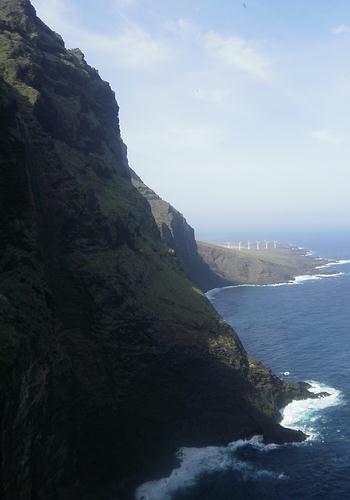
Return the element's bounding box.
[332,24,350,35]
[309,130,343,145]
[79,26,170,68]
[32,0,169,69]
[205,32,272,82]
[165,20,272,84]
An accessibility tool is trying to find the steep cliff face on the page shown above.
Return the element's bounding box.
[127,164,229,291]
[0,2,308,499]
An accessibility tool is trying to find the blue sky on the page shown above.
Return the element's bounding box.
[32,0,350,240]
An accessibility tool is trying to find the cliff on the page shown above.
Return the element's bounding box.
[0,2,312,499]
[127,164,230,291]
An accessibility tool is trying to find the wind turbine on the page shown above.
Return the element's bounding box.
[247,240,250,250]
[265,240,268,250]
[256,241,260,250]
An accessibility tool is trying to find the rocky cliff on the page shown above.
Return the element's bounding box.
[127,163,230,291]
[0,2,312,499]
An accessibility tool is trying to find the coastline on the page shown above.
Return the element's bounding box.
[135,380,343,500]
[134,249,350,499]
[204,255,350,441]
[280,381,343,441]
[133,254,347,498]
[205,254,349,298]
[197,241,336,292]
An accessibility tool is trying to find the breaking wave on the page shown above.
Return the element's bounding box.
[134,436,287,500]
[281,381,343,441]
[316,259,350,269]
[135,380,343,499]
[206,272,345,300]
[293,272,344,283]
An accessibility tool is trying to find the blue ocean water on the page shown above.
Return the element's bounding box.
[136,236,350,500]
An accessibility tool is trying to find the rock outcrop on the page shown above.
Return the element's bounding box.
[0,2,312,499]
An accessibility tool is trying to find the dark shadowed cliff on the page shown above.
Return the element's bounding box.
[0,1,313,499]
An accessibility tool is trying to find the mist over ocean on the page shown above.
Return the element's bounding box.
[138,232,350,500]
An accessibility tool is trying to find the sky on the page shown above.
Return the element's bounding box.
[31,0,350,241]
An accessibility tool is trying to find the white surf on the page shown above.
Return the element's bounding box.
[135,436,286,500]
[281,381,343,441]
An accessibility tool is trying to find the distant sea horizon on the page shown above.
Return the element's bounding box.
[198,230,350,260]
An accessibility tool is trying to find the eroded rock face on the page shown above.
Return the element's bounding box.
[0,1,309,498]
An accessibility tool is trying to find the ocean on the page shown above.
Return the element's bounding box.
[136,236,350,500]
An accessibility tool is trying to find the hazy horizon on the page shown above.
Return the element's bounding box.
[32,0,350,238]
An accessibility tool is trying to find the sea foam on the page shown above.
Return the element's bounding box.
[293,272,344,284]
[135,381,343,500]
[206,271,345,299]
[316,259,350,269]
[134,436,286,500]
[281,381,343,441]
